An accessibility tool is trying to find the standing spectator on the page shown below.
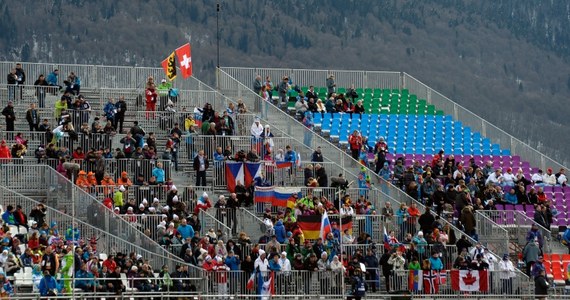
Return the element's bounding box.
[534,269,549,300]
[15,63,25,100]
[253,75,263,94]
[157,79,171,111]
[498,254,516,294]
[26,103,40,131]
[326,74,336,97]
[7,68,17,101]
[193,150,209,186]
[311,146,324,162]
[2,101,16,131]
[103,98,116,128]
[523,239,540,276]
[277,76,289,108]
[33,74,49,108]
[152,162,166,185]
[348,130,363,161]
[145,83,158,119]
[115,96,127,133]
[363,248,379,292]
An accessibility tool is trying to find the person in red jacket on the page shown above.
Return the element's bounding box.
[145,83,158,119]
[348,130,363,160]
[0,140,12,161]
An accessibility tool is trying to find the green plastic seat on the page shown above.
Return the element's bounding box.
[436,110,444,116]
[338,87,346,94]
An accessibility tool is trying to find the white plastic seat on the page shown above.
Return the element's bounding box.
[120,273,136,292]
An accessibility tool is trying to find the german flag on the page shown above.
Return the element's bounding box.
[161,51,177,81]
[296,215,321,240]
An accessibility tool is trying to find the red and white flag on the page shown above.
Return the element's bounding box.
[246,272,255,290]
[451,270,489,292]
[175,43,193,78]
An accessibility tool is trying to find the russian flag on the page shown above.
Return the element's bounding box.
[275,161,292,169]
[245,162,262,187]
[273,187,301,208]
[255,186,274,203]
[320,212,332,239]
[225,162,244,193]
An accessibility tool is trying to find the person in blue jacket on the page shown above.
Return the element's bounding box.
[176,218,195,240]
[274,220,287,244]
[428,251,444,271]
[46,69,60,88]
[38,270,59,296]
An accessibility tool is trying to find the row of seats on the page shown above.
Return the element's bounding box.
[542,254,570,284]
[315,113,507,156]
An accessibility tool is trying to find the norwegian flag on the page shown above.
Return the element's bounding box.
[422,270,440,294]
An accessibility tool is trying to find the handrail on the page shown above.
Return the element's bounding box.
[474,210,510,256]
[239,207,264,223]
[199,208,232,232]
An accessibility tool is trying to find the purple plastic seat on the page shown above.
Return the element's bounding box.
[526,210,535,218]
[505,204,515,210]
[515,205,524,211]
[496,204,505,210]
[553,186,563,193]
[521,161,530,169]
[544,186,554,193]
[505,211,515,224]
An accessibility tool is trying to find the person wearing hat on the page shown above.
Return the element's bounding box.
[534,267,550,300]
[498,254,515,294]
[157,78,172,111]
[523,236,541,276]
[349,263,367,300]
[543,168,557,186]
[254,249,269,275]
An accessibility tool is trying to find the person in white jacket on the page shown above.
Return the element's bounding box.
[543,168,557,186]
[486,169,504,186]
[502,168,517,186]
[498,254,516,294]
[278,251,291,273]
[254,249,269,275]
[250,117,263,139]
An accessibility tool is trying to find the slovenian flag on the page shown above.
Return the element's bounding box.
[245,162,262,186]
[257,271,274,300]
[320,211,332,239]
[254,186,274,203]
[225,162,244,193]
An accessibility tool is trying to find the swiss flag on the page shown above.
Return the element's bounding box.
[451,270,489,292]
[175,43,193,78]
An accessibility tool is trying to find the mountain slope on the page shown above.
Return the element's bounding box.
[1,0,568,164]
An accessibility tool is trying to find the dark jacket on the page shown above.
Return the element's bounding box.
[534,274,549,296]
[193,155,209,171]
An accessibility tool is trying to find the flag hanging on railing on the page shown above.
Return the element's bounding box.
[328,215,353,233]
[408,270,423,291]
[275,161,293,169]
[450,270,488,292]
[244,162,262,186]
[225,162,244,193]
[254,186,300,208]
[257,271,274,300]
[422,270,440,294]
[297,215,321,240]
[246,272,255,290]
[175,43,193,78]
[161,51,177,81]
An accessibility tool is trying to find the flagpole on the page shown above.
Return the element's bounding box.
[216,2,220,69]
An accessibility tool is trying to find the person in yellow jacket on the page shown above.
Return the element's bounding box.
[113,185,126,207]
[184,114,196,133]
[54,97,68,120]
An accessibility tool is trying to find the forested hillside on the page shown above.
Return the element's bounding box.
[1,0,569,165]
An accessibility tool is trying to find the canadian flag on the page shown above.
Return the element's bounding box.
[451,270,489,292]
[175,43,192,78]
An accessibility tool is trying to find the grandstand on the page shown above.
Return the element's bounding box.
[0,61,567,299]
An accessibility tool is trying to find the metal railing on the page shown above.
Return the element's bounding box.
[478,210,552,254]
[475,211,510,257]
[0,62,214,91]
[0,185,187,273]
[390,269,533,296]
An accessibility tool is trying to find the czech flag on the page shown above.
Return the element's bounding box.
[320,212,332,239]
[225,162,244,193]
[244,162,262,186]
